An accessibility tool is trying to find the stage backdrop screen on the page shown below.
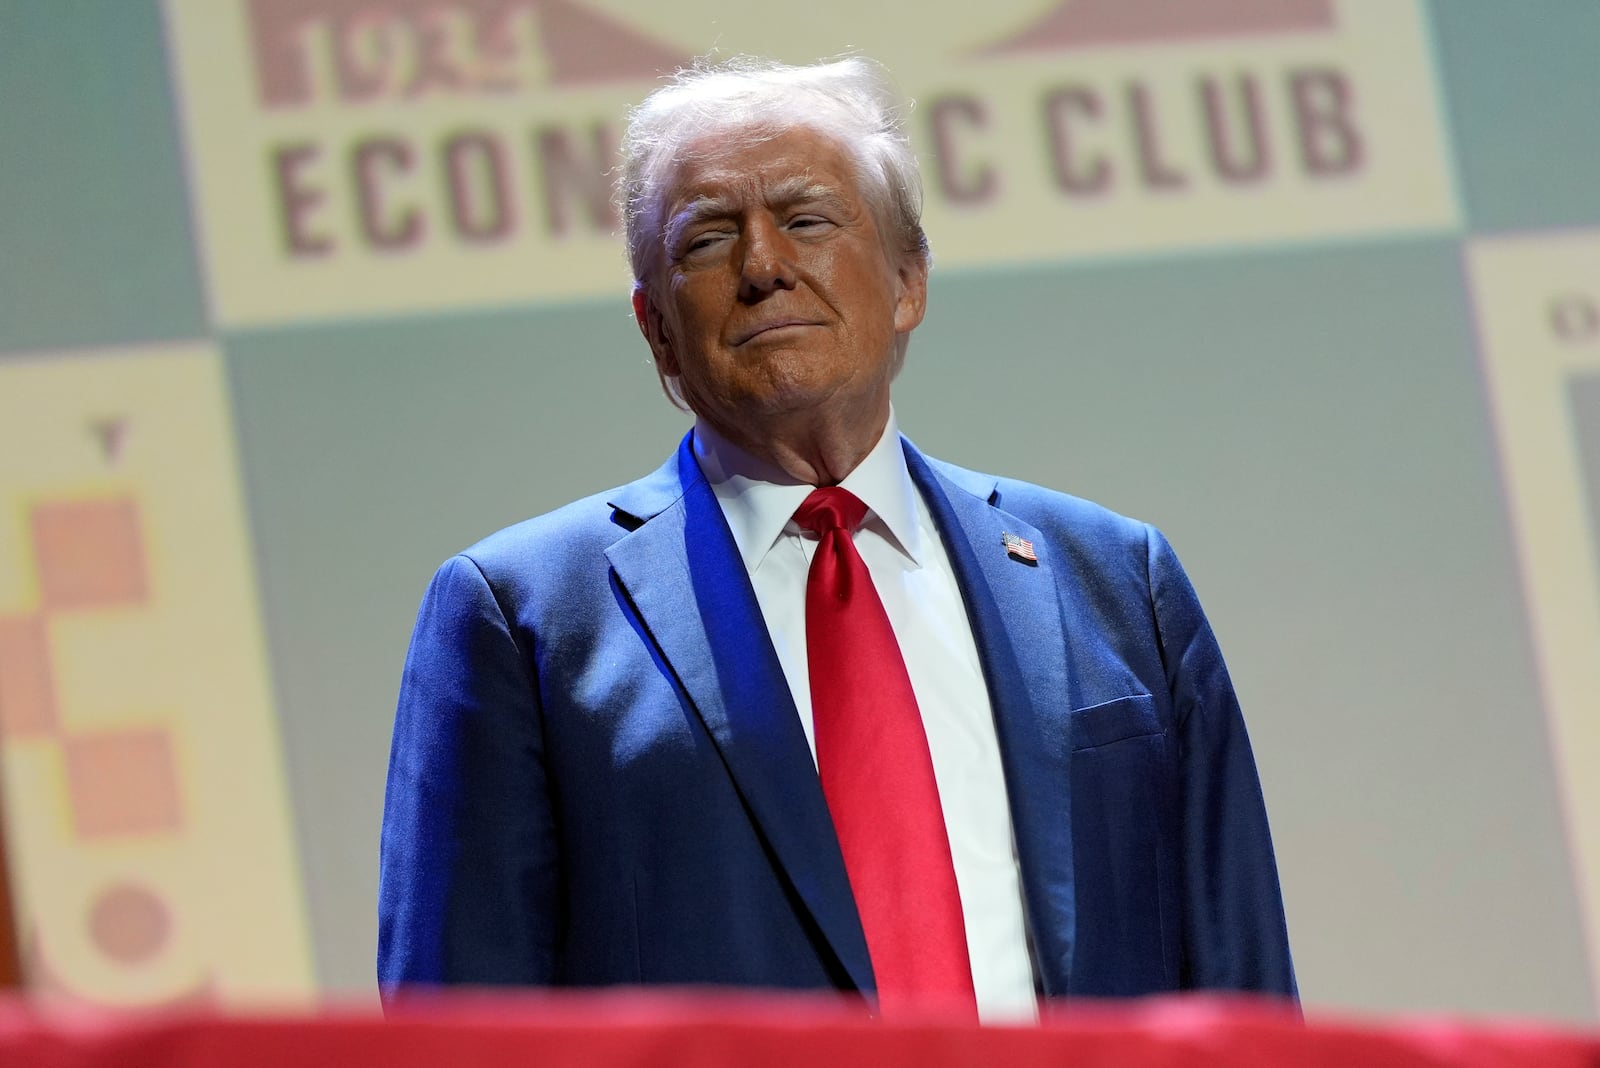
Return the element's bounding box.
[1,0,1597,1020]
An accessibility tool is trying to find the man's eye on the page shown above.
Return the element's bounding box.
[686,233,727,253]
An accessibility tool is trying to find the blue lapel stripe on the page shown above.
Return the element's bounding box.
[605,437,875,995]
[903,440,1078,996]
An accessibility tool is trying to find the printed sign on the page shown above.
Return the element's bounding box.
[0,344,313,1004]
[1467,228,1600,1002]
[163,0,1457,328]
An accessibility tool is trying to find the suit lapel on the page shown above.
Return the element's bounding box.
[904,440,1078,997]
[605,436,874,994]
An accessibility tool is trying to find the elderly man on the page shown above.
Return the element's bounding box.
[378,56,1295,1021]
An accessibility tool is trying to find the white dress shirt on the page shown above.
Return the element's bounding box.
[692,411,1038,1022]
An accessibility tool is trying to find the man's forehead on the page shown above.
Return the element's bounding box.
[664,124,860,201]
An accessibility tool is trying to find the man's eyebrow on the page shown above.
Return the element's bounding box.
[665,194,738,247]
[664,178,851,249]
[763,175,847,210]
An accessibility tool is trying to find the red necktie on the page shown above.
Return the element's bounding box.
[794,486,976,1017]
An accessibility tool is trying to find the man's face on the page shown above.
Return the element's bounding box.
[633,125,927,451]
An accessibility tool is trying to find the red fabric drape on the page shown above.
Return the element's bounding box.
[1,994,1595,1068]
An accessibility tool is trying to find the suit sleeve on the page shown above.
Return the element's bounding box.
[1146,525,1298,998]
[377,553,561,998]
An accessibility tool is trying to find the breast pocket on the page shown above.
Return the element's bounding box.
[1066,692,1179,994]
[1068,693,1162,751]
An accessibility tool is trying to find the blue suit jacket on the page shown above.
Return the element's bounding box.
[378,435,1296,1001]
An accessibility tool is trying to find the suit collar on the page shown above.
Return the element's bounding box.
[903,439,1077,997]
[689,412,928,572]
[917,449,999,505]
[605,439,695,525]
[605,434,875,995]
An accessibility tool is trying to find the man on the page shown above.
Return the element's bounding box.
[378,56,1295,1021]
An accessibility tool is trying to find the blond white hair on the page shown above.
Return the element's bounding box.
[619,55,930,284]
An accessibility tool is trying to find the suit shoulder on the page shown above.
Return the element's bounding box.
[459,487,620,565]
[435,486,642,609]
[924,455,1153,551]
[455,442,689,575]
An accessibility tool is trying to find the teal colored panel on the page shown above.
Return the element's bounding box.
[222,297,685,992]
[0,0,206,353]
[1431,1,1600,233]
[899,240,1593,1018]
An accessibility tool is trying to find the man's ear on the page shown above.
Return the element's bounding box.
[632,285,680,378]
[893,256,929,335]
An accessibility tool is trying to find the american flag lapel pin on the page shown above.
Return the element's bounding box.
[1002,532,1038,565]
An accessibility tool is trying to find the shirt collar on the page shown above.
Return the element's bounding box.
[692,408,926,574]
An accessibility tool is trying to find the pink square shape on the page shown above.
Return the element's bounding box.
[0,615,58,738]
[32,498,148,611]
[64,729,182,839]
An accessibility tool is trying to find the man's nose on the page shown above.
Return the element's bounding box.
[737,218,798,302]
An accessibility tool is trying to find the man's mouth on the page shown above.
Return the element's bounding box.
[732,320,821,346]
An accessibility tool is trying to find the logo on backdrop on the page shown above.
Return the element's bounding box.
[978,0,1334,49]
[244,0,684,107]
[244,0,686,259]
[249,0,1361,261]
[927,0,1359,207]
[163,0,1454,327]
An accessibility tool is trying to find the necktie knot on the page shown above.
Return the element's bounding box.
[793,486,868,537]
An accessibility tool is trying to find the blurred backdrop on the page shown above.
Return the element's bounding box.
[1,0,1598,1021]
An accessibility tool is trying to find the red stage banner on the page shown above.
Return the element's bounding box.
[1,994,1596,1068]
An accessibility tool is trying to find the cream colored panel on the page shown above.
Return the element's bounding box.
[163,0,1456,328]
[1467,229,1600,1012]
[0,344,314,1004]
